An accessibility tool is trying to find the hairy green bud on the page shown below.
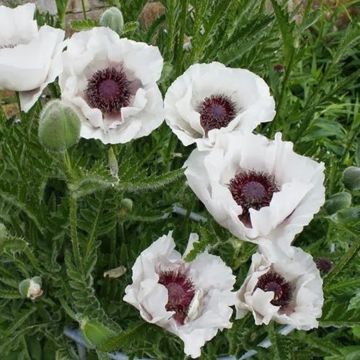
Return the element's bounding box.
[343,166,360,192]
[119,198,133,219]
[324,192,351,215]
[38,100,81,152]
[100,7,124,36]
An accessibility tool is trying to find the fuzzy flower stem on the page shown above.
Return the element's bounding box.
[15,91,23,121]
[63,151,83,270]
[270,48,296,135]
[69,194,82,270]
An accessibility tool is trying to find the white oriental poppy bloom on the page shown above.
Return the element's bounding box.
[164,62,275,149]
[184,132,325,251]
[59,27,164,144]
[0,4,64,112]
[123,232,236,358]
[236,244,323,330]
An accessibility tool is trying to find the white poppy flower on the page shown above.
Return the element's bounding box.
[164,62,275,149]
[59,27,164,144]
[184,132,325,250]
[236,244,323,330]
[0,4,65,112]
[123,232,236,358]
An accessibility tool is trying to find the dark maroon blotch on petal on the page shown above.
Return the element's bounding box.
[229,170,278,227]
[158,271,195,325]
[200,95,236,134]
[255,271,291,308]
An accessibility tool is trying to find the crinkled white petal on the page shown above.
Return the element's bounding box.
[0,4,65,112]
[0,4,37,47]
[124,232,236,358]
[169,252,236,358]
[184,132,325,250]
[60,27,164,144]
[164,62,275,147]
[19,26,65,112]
[236,246,323,330]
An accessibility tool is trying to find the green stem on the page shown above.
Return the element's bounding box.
[69,195,82,270]
[63,150,82,269]
[63,151,73,180]
[81,0,87,20]
[174,0,189,76]
[15,92,23,122]
[271,48,296,135]
[165,0,176,62]
[119,222,126,244]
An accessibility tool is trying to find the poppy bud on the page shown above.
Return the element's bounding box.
[100,7,124,36]
[343,166,360,192]
[38,100,81,152]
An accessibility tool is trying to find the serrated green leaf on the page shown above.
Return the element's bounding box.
[118,168,184,193]
[71,19,98,31]
[98,322,146,352]
[321,301,360,327]
[349,292,360,311]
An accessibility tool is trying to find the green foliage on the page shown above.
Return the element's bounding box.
[71,19,98,31]
[268,324,293,360]
[0,0,360,359]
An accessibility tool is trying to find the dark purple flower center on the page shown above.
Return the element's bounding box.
[315,257,333,274]
[158,271,195,325]
[229,171,279,227]
[85,67,131,114]
[255,271,291,308]
[200,95,236,134]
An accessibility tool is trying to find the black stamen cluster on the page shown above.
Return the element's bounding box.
[229,170,278,227]
[85,67,131,114]
[255,271,292,308]
[199,95,236,134]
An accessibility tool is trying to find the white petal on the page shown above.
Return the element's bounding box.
[60,27,164,144]
[19,26,65,112]
[165,62,275,146]
[0,24,64,97]
[236,246,323,330]
[185,132,325,247]
[124,231,236,358]
[118,38,163,85]
[189,253,235,291]
[0,4,37,47]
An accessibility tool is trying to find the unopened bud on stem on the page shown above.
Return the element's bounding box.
[100,7,124,36]
[38,100,81,152]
